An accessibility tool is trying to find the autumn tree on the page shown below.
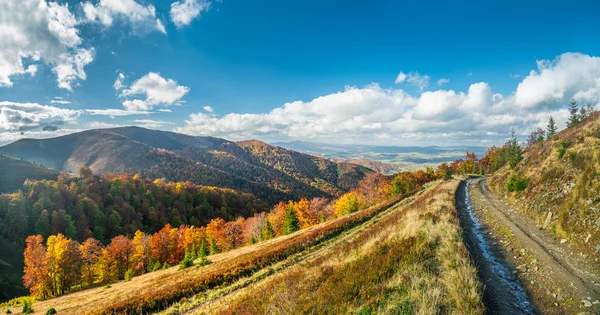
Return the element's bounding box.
[23,235,50,298]
[107,235,133,279]
[334,191,362,217]
[47,234,81,295]
[150,224,173,264]
[527,128,545,148]
[131,230,151,274]
[356,173,390,206]
[80,238,103,287]
[267,202,287,236]
[206,218,227,251]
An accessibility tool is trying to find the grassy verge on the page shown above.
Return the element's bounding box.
[177,180,483,314]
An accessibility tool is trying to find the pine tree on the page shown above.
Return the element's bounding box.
[567,99,580,128]
[546,116,557,139]
[283,205,300,235]
[507,128,523,169]
[260,219,275,241]
[209,237,219,255]
[198,240,209,258]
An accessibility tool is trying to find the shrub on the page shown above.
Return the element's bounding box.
[22,300,33,314]
[557,141,568,159]
[6,310,12,314]
[124,269,135,281]
[162,262,169,270]
[104,284,111,289]
[46,308,57,315]
[568,151,576,163]
[506,174,529,192]
[151,261,162,272]
[179,250,194,270]
[197,257,212,267]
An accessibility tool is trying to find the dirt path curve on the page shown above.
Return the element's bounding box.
[457,179,534,314]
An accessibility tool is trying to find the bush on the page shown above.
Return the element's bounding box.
[151,261,162,272]
[506,174,529,192]
[124,269,135,281]
[179,250,194,270]
[568,151,576,162]
[104,284,111,289]
[197,257,212,267]
[22,300,33,314]
[6,310,12,314]
[557,141,568,159]
[46,308,57,315]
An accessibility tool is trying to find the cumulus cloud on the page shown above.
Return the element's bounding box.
[82,0,166,34]
[0,0,94,90]
[170,0,211,28]
[0,101,81,131]
[203,105,213,112]
[515,53,600,109]
[437,78,449,86]
[176,52,600,145]
[113,72,125,90]
[119,72,189,110]
[395,71,430,90]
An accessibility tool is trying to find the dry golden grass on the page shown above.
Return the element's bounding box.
[162,180,483,315]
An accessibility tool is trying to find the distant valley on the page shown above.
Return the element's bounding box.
[274,141,487,174]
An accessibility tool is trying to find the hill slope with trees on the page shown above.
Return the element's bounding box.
[0,127,371,204]
[488,106,600,261]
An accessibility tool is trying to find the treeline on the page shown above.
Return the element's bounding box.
[22,169,440,299]
[0,169,267,249]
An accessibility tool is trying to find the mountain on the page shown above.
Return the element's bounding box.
[273,140,487,171]
[0,127,371,204]
[0,154,59,194]
[488,112,600,258]
[345,159,402,175]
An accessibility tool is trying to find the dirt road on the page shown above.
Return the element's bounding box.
[458,177,600,314]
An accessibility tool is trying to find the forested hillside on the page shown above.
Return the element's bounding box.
[0,170,266,301]
[0,127,371,204]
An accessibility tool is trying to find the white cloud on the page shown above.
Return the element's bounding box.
[86,108,152,118]
[89,121,122,128]
[515,53,600,109]
[176,52,600,145]
[0,0,94,89]
[394,71,430,90]
[158,109,172,113]
[0,101,81,131]
[81,0,166,34]
[120,72,189,110]
[170,0,211,28]
[130,119,173,128]
[203,105,213,112]
[437,78,449,86]
[50,97,71,105]
[113,72,125,90]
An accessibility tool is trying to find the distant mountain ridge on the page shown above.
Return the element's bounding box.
[0,127,371,204]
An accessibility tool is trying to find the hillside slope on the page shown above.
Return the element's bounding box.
[488,112,600,260]
[0,155,58,194]
[0,127,371,204]
[2,180,483,315]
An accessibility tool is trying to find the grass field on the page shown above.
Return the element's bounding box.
[2,180,483,315]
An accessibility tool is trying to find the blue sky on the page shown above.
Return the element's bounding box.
[1,0,599,146]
